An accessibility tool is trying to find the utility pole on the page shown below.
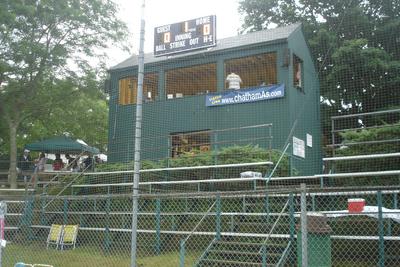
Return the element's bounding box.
[130,0,146,266]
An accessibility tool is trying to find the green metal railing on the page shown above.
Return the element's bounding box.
[179,198,218,267]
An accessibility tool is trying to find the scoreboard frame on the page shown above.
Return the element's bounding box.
[154,15,216,57]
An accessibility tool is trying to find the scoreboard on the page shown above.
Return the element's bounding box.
[154,15,216,57]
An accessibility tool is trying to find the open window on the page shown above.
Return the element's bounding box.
[170,130,211,157]
[224,52,277,89]
[293,54,303,90]
[118,73,158,105]
[165,63,217,99]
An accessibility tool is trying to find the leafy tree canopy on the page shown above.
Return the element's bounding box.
[0,0,129,188]
[238,0,400,114]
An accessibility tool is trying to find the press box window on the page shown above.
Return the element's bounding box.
[170,131,211,158]
[118,73,159,105]
[224,52,277,89]
[293,54,303,89]
[165,63,217,99]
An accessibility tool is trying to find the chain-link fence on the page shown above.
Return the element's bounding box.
[0,184,399,266]
[1,0,400,266]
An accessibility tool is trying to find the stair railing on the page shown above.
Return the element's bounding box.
[258,198,289,255]
[42,152,85,195]
[42,163,92,209]
[179,199,217,267]
[265,143,291,187]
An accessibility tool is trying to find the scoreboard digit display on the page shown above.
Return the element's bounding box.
[154,15,216,57]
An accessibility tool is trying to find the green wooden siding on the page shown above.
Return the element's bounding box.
[108,28,321,175]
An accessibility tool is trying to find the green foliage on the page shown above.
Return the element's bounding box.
[238,0,400,145]
[96,145,291,181]
[0,0,129,187]
[332,119,400,179]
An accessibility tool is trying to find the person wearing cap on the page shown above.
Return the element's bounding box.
[18,149,32,182]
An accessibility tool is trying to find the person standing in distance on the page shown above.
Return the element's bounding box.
[226,73,242,90]
[18,149,32,183]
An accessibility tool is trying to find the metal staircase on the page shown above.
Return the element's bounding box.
[195,236,290,267]
[194,196,295,267]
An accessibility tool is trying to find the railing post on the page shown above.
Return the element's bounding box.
[79,197,88,227]
[300,183,308,267]
[105,195,111,253]
[377,191,385,267]
[40,195,46,225]
[179,239,185,267]
[289,193,295,239]
[216,195,221,240]
[213,131,218,165]
[155,198,161,255]
[264,194,270,223]
[262,244,267,267]
[63,199,68,225]
[311,194,316,211]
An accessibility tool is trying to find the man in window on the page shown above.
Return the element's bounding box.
[226,73,242,90]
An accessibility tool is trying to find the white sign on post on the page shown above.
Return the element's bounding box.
[306,133,313,147]
[293,136,305,158]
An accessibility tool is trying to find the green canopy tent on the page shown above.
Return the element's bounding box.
[25,136,100,155]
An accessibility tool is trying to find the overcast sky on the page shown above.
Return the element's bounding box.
[107,0,242,67]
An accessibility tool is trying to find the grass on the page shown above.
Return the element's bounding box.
[3,243,197,267]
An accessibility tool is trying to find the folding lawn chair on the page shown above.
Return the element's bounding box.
[60,224,79,250]
[46,224,63,249]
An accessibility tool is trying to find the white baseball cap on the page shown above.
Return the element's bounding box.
[24,149,30,153]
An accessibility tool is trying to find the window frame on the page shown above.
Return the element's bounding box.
[224,52,278,89]
[118,73,159,105]
[293,54,304,91]
[165,63,217,99]
[170,130,211,158]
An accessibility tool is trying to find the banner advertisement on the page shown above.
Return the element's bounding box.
[205,84,285,107]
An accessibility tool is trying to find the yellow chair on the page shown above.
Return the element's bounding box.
[60,225,79,250]
[15,263,53,267]
[46,224,63,249]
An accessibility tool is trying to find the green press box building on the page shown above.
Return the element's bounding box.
[107,23,322,175]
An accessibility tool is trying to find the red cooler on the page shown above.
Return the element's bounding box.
[348,198,365,213]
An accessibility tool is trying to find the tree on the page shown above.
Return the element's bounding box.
[22,71,109,151]
[0,0,128,188]
[238,0,400,144]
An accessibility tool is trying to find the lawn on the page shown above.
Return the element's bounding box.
[3,243,196,267]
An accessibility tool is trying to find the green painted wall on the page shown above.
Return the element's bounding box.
[287,26,323,175]
[108,29,322,175]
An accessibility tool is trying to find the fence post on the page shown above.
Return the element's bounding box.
[216,195,221,240]
[289,192,295,264]
[262,244,267,267]
[300,183,308,267]
[179,239,185,267]
[0,201,7,267]
[377,191,385,267]
[155,198,161,255]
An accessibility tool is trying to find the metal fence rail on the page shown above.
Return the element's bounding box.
[1,186,399,266]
